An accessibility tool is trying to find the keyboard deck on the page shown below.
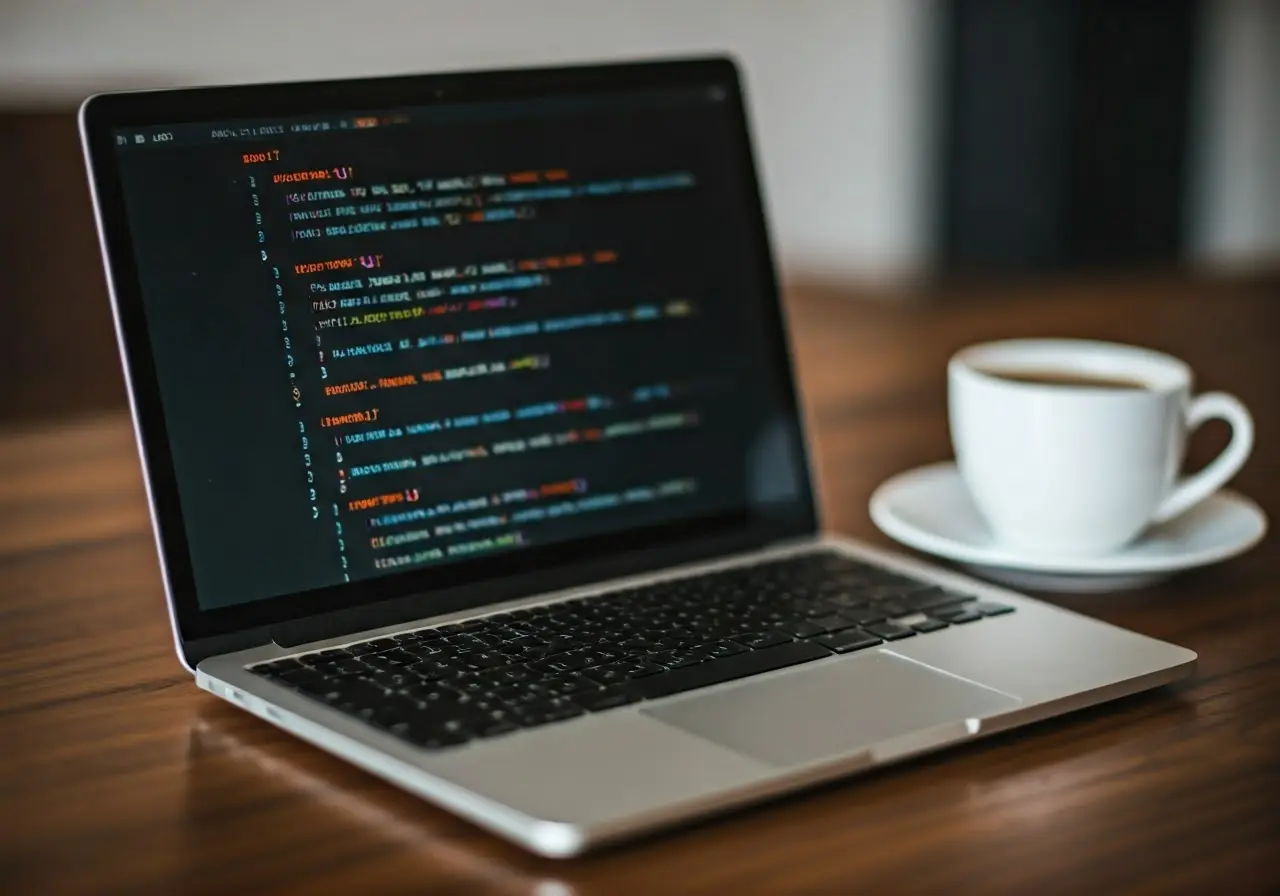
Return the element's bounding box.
[249,550,1013,749]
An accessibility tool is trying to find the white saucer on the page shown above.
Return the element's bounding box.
[869,462,1268,593]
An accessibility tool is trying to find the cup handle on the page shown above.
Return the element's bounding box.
[1152,392,1254,524]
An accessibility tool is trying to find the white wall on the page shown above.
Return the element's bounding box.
[0,0,935,281]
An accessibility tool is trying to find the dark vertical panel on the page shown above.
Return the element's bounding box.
[938,0,1075,273]
[1065,0,1198,267]
[935,0,1200,275]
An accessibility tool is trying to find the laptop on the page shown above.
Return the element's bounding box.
[80,56,1195,857]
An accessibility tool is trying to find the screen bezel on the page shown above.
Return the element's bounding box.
[80,56,818,651]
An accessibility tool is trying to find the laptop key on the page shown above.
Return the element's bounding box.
[937,609,983,624]
[403,726,471,750]
[973,602,1015,616]
[932,601,977,618]
[574,649,614,668]
[477,721,522,739]
[276,668,330,693]
[296,654,335,669]
[324,678,388,709]
[367,700,417,731]
[447,676,494,696]
[359,655,399,673]
[531,674,600,698]
[700,640,748,659]
[816,630,883,653]
[706,621,758,641]
[899,588,949,611]
[869,571,928,589]
[575,687,640,713]
[459,651,510,671]
[528,654,589,675]
[540,701,584,724]
[438,715,485,737]
[495,665,533,683]
[918,590,975,611]
[590,645,629,663]
[647,649,708,669]
[492,683,542,706]
[327,659,368,677]
[541,636,581,655]
[872,600,909,618]
[517,698,584,727]
[774,619,825,639]
[736,630,792,649]
[612,660,666,680]
[580,665,630,686]
[378,650,418,666]
[810,614,858,634]
[912,618,949,633]
[402,642,442,659]
[789,601,833,619]
[862,622,916,641]
[404,659,451,681]
[365,671,415,691]
[825,592,871,609]
[635,641,832,701]
[840,606,889,626]
[505,646,551,664]
[504,635,546,651]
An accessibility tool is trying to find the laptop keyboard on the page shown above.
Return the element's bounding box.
[248,550,1013,750]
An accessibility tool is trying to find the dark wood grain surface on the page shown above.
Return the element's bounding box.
[3,275,1277,893]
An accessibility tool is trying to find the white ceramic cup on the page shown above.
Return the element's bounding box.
[948,339,1254,557]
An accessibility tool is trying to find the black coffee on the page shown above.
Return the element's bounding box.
[981,368,1149,390]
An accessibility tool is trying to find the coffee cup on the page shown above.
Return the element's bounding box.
[948,339,1254,557]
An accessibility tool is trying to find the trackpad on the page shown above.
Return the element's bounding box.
[644,652,1020,767]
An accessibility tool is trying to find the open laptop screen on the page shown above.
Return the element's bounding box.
[93,63,814,626]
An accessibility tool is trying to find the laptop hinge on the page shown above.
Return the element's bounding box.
[267,566,563,649]
[270,616,358,650]
[268,594,438,649]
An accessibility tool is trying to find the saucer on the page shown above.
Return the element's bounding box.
[869,461,1267,593]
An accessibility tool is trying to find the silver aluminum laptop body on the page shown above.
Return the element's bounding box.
[199,537,1193,857]
[81,58,1195,858]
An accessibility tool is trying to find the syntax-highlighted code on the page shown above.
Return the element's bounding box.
[321,354,549,396]
[367,476,696,570]
[350,411,699,482]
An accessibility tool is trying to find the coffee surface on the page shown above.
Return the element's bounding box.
[980,368,1149,390]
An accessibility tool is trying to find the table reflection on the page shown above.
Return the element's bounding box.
[186,708,575,896]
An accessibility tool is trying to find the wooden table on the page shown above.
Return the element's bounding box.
[3,275,1278,893]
